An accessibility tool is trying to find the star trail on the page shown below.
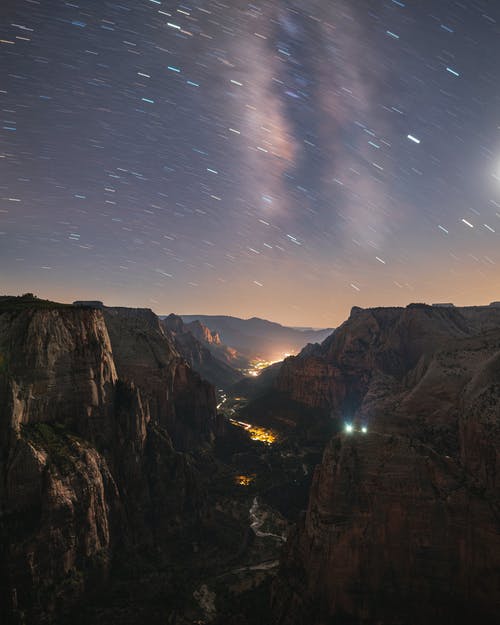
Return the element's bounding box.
[1,0,500,325]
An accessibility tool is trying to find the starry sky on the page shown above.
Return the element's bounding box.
[1,0,500,327]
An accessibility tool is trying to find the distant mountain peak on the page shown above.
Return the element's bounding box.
[179,314,334,362]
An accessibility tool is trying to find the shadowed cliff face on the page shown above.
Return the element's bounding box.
[0,307,117,442]
[186,320,222,346]
[276,305,476,414]
[273,304,500,625]
[162,313,243,390]
[0,303,217,623]
[104,307,218,450]
[274,434,500,625]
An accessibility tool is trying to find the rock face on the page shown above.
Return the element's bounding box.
[273,304,500,625]
[186,319,222,346]
[104,307,218,449]
[0,301,217,624]
[162,313,242,389]
[0,306,117,436]
[277,305,476,414]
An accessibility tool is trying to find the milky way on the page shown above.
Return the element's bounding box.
[1,0,500,325]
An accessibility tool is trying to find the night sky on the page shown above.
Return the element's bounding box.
[1,0,500,326]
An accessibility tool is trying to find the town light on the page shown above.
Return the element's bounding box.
[361,426,368,433]
[344,423,353,434]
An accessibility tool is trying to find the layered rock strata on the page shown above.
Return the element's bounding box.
[273,304,500,625]
[0,301,217,623]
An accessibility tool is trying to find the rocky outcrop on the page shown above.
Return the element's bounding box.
[1,425,120,618]
[273,304,500,625]
[104,307,218,449]
[276,304,496,413]
[0,307,117,440]
[162,313,242,389]
[0,301,217,624]
[186,319,222,346]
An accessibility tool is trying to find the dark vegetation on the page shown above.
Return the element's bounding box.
[22,422,83,475]
[0,294,73,311]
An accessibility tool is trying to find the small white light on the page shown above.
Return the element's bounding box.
[361,426,368,434]
[345,424,353,434]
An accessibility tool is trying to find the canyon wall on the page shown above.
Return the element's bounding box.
[0,302,217,624]
[273,304,500,624]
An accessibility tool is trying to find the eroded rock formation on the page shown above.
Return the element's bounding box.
[273,304,500,625]
[0,301,217,624]
[162,313,242,389]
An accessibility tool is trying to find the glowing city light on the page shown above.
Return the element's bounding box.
[344,423,353,433]
[235,475,255,487]
[245,354,295,377]
[229,419,277,444]
[361,426,368,433]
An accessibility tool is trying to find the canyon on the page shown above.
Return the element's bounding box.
[0,296,499,624]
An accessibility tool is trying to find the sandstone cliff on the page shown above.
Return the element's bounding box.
[276,305,476,412]
[186,319,222,346]
[273,304,500,624]
[0,300,217,624]
[162,313,242,389]
[104,307,218,449]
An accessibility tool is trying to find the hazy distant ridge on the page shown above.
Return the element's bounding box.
[179,314,334,360]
